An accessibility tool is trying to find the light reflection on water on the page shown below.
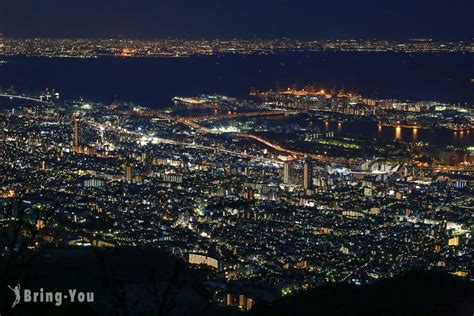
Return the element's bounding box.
[395,126,402,141]
[266,115,472,147]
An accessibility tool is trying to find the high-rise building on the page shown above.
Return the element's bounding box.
[73,119,81,147]
[283,163,291,184]
[125,165,133,182]
[303,160,312,190]
[0,121,5,141]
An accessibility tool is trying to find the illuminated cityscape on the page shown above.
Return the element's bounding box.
[0,38,472,58]
[0,82,472,313]
[0,0,473,315]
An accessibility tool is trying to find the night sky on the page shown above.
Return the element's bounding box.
[0,0,472,39]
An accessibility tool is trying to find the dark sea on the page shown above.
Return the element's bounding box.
[0,52,472,107]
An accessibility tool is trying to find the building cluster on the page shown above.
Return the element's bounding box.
[0,38,471,58]
[250,86,473,131]
[250,86,474,135]
[0,92,472,310]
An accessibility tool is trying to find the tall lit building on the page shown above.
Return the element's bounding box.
[0,121,5,141]
[125,165,133,182]
[303,160,312,190]
[283,163,291,184]
[73,119,81,147]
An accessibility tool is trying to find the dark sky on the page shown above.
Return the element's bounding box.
[0,0,472,39]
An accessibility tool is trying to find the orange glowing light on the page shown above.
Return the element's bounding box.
[395,127,402,140]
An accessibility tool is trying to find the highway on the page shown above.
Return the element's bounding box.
[138,110,364,165]
[149,137,283,164]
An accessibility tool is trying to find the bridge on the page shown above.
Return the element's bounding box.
[0,93,49,104]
